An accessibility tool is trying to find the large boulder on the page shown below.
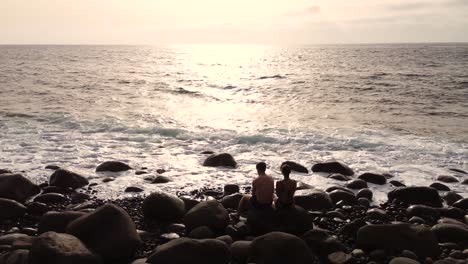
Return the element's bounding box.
[302,229,346,258]
[388,187,443,207]
[329,190,357,205]
[202,153,237,168]
[356,223,439,258]
[29,232,101,264]
[452,198,468,210]
[66,203,141,262]
[95,161,131,172]
[230,240,251,264]
[275,205,312,235]
[346,179,368,190]
[38,211,87,234]
[281,161,309,173]
[142,192,185,222]
[311,162,354,176]
[49,169,88,189]
[221,193,243,209]
[184,200,229,233]
[443,192,463,206]
[146,238,230,264]
[431,223,468,247]
[0,249,29,264]
[0,198,27,220]
[248,232,315,264]
[358,173,387,185]
[294,191,333,211]
[0,173,40,203]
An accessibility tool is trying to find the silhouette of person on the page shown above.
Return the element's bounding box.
[275,164,297,209]
[238,162,274,214]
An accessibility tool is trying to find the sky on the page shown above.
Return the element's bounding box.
[1,0,468,44]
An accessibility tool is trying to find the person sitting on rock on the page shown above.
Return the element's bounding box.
[238,162,275,214]
[275,164,297,209]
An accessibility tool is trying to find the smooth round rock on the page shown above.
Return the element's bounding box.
[142,192,185,222]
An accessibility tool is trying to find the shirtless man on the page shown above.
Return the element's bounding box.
[238,162,274,214]
[275,164,297,209]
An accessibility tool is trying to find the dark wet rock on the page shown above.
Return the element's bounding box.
[135,170,147,175]
[434,258,468,264]
[439,207,465,219]
[42,186,68,194]
[462,179,468,185]
[50,169,88,189]
[34,193,67,204]
[329,174,351,181]
[0,233,33,247]
[346,179,368,190]
[216,235,233,246]
[275,205,312,235]
[156,169,166,174]
[45,165,61,170]
[407,205,441,219]
[409,216,426,224]
[358,197,371,207]
[437,175,459,183]
[130,259,147,264]
[325,186,354,194]
[311,161,354,176]
[326,210,345,219]
[357,223,439,258]
[388,186,443,207]
[201,150,215,155]
[66,203,142,262]
[223,184,240,195]
[452,198,468,210]
[167,223,186,234]
[30,231,101,264]
[146,238,230,264]
[431,223,468,247]
[188,226,215,239]
[366,208,387,219]
[0,198,27,220]
[249,232,315,264]
[302,229,346,258]
[152,175,171,184]
[369,249,387,261]
[357,188,373,200]
[359,173,387,185]
[38,211,87,234]
[142,192,185,222]
[390,180,406,187]
[180,196,200,212]
[96,161,132,172]
[0,249,29,264]
[0,173,40,203]
[430,182,450,191]
[389,257,420,264]
[221,193,243,209]
[204,190,223,197]
[281,161,309,173]
[443,192,463,206]
[401,250,419,260]
[101,176,115,182]
[0,169,12,174]
[450,168,467,174]
[26,202,49,215]
[246,207,276,235]
[125,186,144,193]
[294,191,333,211]
[184,200,229,233]
[437,218,467,227]
[159,232,180,242]
[231,240,251,264]
[329,190,357,205]
[202,153,237,168]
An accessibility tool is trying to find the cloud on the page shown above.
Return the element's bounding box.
[284,5,320,16]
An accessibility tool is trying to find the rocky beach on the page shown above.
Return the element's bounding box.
[0,153,467,264]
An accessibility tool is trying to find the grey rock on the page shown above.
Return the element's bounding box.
[0,173,40,203]
[311,161,354,176]
[202,153,237,168]
[142,192,185,222]
[50,169,88,189]
[96,161,131,172]
[184,200,229,232]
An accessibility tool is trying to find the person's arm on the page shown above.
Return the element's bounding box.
[252,179,257,196]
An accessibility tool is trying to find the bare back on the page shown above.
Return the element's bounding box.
[252,174,274,205]
[276,179,297,206]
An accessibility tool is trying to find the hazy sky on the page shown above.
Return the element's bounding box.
[1,0,468,44]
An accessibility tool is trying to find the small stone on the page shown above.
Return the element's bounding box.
[437,175,459,183]
[366,208,387,219]
[156,169,166,174]
[357,188,373,200]
[430,182,450,191]
[346,179,368,190]
[135,171,147,175]
[102,177,115,183]
[96,161,132,172]
[328,251,351,264]
[223,184,240,195]
[33,193,67,204]
[45,165,60,170]
[124,186,144,193]
[152,176,170,184]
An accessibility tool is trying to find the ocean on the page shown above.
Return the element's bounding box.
[0,44,467,201]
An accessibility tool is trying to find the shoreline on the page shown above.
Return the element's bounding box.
[0,157,467,264]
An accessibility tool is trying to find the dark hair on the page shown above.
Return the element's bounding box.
[256,162,267,173]
[281,164,291,178]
